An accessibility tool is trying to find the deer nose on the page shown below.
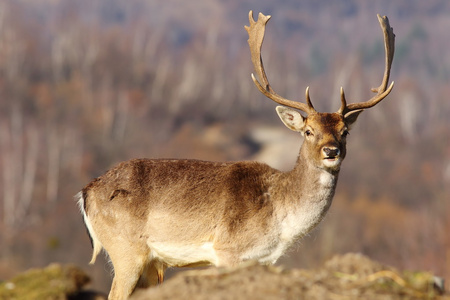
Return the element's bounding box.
[322,147,340,158]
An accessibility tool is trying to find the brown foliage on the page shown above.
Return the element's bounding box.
[0,0,448,294]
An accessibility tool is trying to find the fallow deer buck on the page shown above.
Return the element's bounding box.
[78,11,395,300]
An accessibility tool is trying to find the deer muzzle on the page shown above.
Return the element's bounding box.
[322,146,340,159]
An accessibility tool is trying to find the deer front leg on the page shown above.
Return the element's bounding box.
[214,248,242,267]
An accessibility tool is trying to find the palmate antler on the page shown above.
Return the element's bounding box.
[245,11,317,115]
[338,14,395,116]
[245,11,395,116]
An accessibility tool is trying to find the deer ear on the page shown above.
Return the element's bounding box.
[276,106,306,132]
[344,109,364,129]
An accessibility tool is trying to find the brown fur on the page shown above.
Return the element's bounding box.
[78,11,394,300]
[78,111,359,300]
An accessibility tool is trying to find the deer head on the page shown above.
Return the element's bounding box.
[245,11,395,172]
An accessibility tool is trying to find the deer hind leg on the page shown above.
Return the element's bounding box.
[107,244,150,300]
[155,260,167,284]
[136,259,167,288]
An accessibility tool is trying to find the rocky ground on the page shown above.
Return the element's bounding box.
[0,253,447,300]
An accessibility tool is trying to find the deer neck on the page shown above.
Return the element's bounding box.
[271,145,340,241]
[286,145,340,204]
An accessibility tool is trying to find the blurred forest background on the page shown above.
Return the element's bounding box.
[0,0,449,293]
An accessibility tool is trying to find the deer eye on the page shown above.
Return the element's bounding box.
[342,129,350,137]
[305,130,313,136]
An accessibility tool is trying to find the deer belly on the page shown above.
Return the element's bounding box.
[149,242,219,267]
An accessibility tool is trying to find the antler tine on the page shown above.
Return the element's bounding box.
[305,86,315,111]
[246,11,316,114]
[339,14,395,115]
[338,87,347,114]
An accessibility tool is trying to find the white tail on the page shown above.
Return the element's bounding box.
[76,192,102,264]
[78,11,395,300]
